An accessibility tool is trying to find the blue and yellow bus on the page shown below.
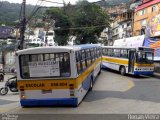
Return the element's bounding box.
[102,46,154,76]
[16,44,101,107]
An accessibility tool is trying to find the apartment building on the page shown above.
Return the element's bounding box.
[133,0,160,36]
[102,1,141,44]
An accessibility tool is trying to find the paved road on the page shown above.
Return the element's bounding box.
[0,70,160,118]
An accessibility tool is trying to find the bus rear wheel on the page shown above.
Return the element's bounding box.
[89,77,93,91]
[120,66,126,75]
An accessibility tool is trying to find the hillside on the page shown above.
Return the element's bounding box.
[95,0,131,7]
[0,1,45,26]
[0,0,130,26]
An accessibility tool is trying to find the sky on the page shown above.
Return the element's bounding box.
[3,0,100,6]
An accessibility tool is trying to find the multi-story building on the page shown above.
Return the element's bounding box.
[102,1,141,44]
[133,0,160,36]
[102,3,130,44]
[110,5,134,41]
[118,9,133,38]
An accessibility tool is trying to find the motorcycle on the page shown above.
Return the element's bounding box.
[0,76,18,95]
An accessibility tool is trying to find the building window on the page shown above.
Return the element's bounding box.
[141,27,146,35]
[139,9,146,15]
[127,23,130,27]
[152,6,156,12]
[140,19,147,26]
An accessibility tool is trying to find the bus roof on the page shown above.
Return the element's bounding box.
[102,46,153,50]
[16,44,101,54]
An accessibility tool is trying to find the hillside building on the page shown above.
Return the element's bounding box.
[102,1,141,45]
[133,0,160,36]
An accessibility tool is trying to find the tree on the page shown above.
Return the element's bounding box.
[45,0,110,45]
[70,1,110,44]
[45,8,71,46]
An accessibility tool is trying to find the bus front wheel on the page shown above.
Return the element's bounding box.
[120,66,126,75]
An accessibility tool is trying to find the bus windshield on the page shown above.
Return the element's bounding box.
[20,52,71,79]
[136,51,153,64]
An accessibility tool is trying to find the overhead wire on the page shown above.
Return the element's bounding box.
[27,0,43,21]
[53,24,108,31]
[19,3,23,22]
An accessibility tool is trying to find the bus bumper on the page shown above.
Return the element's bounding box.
[134,71,154,75]
[20,98,78,107]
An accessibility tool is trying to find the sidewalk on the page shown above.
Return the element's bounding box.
[152,72,160,79]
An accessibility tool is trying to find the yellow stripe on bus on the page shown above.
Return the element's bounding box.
[102,57,128,65]
[102,56,154,67]
[18,58,101,90]
[134,63,154,67]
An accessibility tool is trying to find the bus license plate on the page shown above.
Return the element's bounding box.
[42,90,52,94]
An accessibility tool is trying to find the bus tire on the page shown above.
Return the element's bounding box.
[89,77,93,91]
[120,66,126,75]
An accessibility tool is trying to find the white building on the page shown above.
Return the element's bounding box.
[45,31,55,46]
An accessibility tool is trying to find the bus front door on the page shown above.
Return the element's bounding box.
[128,51,135,73]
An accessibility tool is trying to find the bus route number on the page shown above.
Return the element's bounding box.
[51,83,68,87]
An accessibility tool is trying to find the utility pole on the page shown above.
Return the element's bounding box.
[19,0,26,50]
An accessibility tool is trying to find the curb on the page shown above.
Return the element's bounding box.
[152,72,160,79]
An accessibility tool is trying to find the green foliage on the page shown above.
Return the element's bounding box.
[0,1,45,26]
[70,1,110,44]
[31,22,45,28]
[45,1,110,45]
[46,8,71,46]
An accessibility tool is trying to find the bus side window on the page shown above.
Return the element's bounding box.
[97,48,100,58]
[64,54,70,72]
[76,51,80,74]
[79,51,84,72]
[84,50,88,68]
[90,49,93,63]
[127,50,129,58]
[121,49,128,58]
[86,49,91,66]
[108,49,112,56]
[94,48,98,59]
[99,47,102,57]
[44,54,50,61]
[91,48,95,62]
[59,53,64,74]
[103,48,107,56]
[114,49,120,57]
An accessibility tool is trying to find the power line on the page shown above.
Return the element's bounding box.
[29,0,43,19]
[19,3,23,22]
[40,0,64,5]
[53,25,108,31]
[27,6,53,23]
